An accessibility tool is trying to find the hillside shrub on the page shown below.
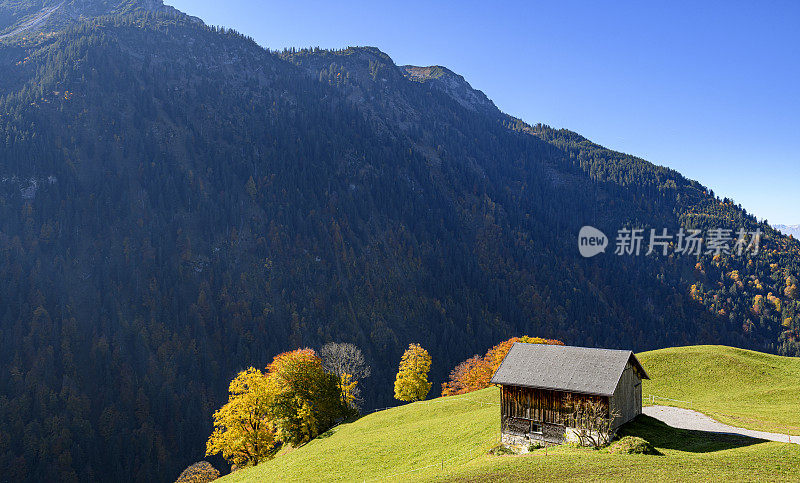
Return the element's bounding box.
[528,442,544,452]
[488,444,516,455]
[175,461,220,482]
[608,436,660,455]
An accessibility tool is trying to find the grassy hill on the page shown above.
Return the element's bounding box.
[640,345,800,435]
[222,345,800,482]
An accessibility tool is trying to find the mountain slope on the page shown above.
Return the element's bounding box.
[0,2,798,481]
[223,346,800,482]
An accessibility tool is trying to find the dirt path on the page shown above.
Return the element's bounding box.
[0,2,65,40]
[644,405,799,444]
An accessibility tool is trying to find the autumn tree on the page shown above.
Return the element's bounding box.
[266,348,350,446]
[319,342,371,409]
[394,343,432,402]
[440,355,492,396]
[785,276,799,300]
[752,294,766,315]
[206,368,278,468]
[442,336,564,396]
[175,461,220,483]
[207,350,352,466]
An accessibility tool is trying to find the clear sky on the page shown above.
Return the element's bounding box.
[166,0,799,225]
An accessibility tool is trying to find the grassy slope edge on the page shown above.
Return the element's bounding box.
[223,346,800,482]
[223,388,500,482]
[640,345,800,434]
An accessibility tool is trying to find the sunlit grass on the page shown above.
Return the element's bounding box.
[640,345,800,435]
[223,345,800,482]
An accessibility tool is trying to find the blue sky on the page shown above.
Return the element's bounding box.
[167,0,799,225]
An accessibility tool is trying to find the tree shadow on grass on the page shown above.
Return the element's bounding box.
[317,414,360,439]
[317,427,340,439]
[619,415,768,453]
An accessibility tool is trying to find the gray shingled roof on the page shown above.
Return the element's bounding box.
[489,343,649,396]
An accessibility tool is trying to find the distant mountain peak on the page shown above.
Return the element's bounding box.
[402,64,455,81]
[774,224,800,239]
[281,46,498,117]
[401,64,497,114]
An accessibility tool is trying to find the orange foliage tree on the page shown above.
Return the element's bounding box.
[441,336,564,396]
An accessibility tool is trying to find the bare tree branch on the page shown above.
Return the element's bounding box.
[320,342,371,380]
[560,394,619,448]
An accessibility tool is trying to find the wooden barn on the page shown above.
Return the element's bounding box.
[490,343,649,446]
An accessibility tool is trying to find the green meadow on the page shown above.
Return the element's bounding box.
[640,345,800,435]
[223,346,800,482]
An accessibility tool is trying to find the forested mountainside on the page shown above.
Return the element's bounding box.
[0,1,798,481]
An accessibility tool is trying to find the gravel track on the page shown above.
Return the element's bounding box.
[644,405,799,444]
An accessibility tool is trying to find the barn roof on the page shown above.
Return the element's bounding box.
[489,343,649,397]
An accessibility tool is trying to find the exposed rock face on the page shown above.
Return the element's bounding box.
[402,64,497,114]
[0,0,198,38]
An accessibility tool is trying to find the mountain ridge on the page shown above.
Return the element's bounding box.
[401,64,498,114]
[775,224,800,239]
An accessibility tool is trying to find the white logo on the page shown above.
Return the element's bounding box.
[578,226,608,258]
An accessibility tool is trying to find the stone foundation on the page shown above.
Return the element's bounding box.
[502,424,614,449]
[501,421,566,449]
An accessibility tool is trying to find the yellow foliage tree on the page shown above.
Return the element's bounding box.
[266,348,348,446]
[752,294,765,315]
[339,373,358,407]
[766,292,782,312]
[206,349,350,465]
[206,368,278,468]
[394,343,432,402]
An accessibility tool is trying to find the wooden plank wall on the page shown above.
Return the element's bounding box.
[500,385,605,425]
[609,362,643,428]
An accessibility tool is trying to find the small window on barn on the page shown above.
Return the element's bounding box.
[531,423,542,434]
